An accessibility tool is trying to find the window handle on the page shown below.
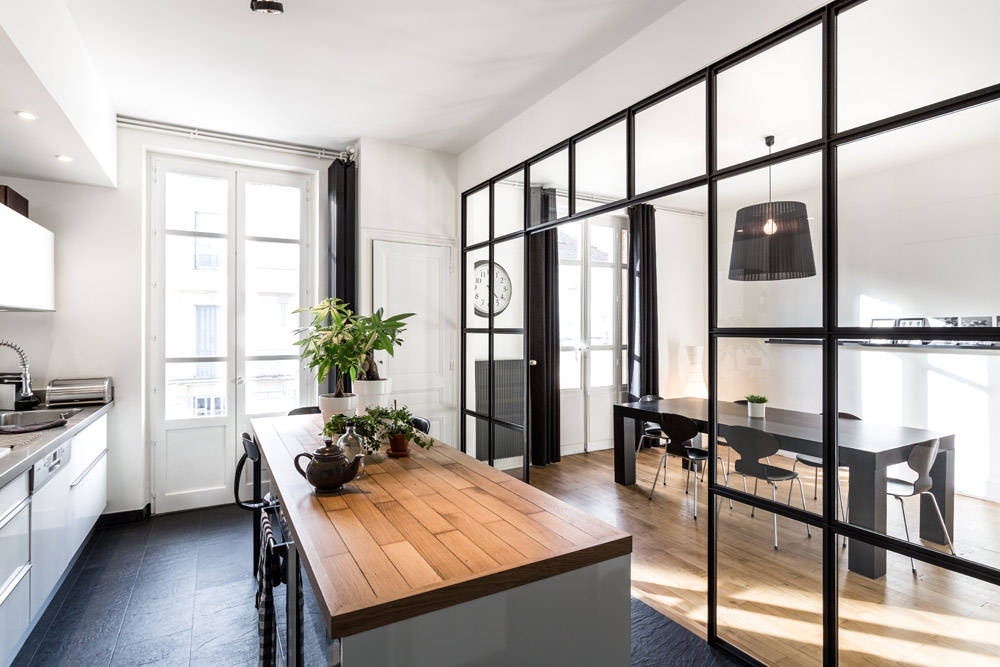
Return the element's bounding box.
[235,377,245,385]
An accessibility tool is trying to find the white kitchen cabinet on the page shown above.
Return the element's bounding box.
[68,452,107,553]
[0,470,30,667]
[0,565,30,665]
[29,443,71,620]
[0,203,54,311]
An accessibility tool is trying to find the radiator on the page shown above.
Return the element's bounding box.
[473,359,525,462]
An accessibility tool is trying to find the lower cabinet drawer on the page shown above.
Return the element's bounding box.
[0,565,30,665]
[0,500,29,594]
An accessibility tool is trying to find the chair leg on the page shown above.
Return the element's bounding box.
[796,478,811,538]
[837,474,847,549]
[771,483,779,550]
[751,478,758,517]
[717,455,733,510]
[693,467,698,520]
[813,466,819,500]
[685,465,690,495]
[923,492,957,556]
[897,496,916,573]
[648,453,666,500]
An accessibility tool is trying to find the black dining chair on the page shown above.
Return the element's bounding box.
[410,416,431,434]
[887,438,956,573]
[636,394,667,451]
[236,433,278,571]
[719,424,811,549]
[647,414,728,520]
[287,406,321,416]
[793,411,858,547]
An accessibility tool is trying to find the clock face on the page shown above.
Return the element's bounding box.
[473,261,512,318]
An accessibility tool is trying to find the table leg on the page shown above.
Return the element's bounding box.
[613,406,636,485]
[920,443,955,545]
[847,460,887,579]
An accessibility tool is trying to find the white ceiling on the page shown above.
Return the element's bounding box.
[64,0,682,154]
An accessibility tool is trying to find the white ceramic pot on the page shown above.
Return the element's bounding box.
[353,378,392,411]
[748,402,766,419]
[319,393,358,423]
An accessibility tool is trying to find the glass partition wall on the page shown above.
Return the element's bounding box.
[461,0,1000,663]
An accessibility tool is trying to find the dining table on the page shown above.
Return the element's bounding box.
[613,397,955,579]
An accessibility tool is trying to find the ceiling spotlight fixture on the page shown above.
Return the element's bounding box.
[55,155,74,162]
[15,110,38,121]
[251,0,283,14]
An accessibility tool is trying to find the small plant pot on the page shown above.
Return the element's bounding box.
[748,402,766,419]
[386,433,410,458]
[319,393,357,423]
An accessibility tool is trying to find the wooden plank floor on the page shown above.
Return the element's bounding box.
[526,446,1000,666]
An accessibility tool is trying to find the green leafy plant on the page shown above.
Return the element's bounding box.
[322,413,381,453]
[745,394,768,404]
[366,404,433,450]
[295,298,413,397]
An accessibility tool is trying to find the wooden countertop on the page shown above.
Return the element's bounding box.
[250,414,632,638]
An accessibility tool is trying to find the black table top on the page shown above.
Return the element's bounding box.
[617,397,952,465]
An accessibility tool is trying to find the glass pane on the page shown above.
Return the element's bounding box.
[465,413,489,462]
[717,497,823,664]
[245,182,300,240]
[466,186,489,245]
[493,334,524,426]
[589,349,613,388]
[560,349,581,390]
[465,246,489,327]
[165,172,227,233]
[528,149,569,226]
[718,337,823,516]
[838,0,1000,131]
[635,81,706,193]
[837,101,1000,326]
[590,266,614,345]
[165,235,227,358]
[838,544,1000,664]
[717,151,822,327]
[465,333,489,415]
[492,238,523,329]
[716,25,822,167]
[575,121,626,213]
[245,241,299,356]
[245,359,299,415]
[494,171,524,237]
[165,361,227,420]
[557,222,582,260]
[590,224,613,263]
[494,423,525,471]
[558,264,581,346]
[838,339,1000,573]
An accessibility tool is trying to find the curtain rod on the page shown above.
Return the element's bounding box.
[116,115,353,161]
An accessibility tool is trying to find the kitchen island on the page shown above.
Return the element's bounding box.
[250,414,632,667]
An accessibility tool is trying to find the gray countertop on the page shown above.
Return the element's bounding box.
[0,401,113,489]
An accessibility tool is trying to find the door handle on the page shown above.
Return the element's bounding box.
[235,377,245,385]
[528,360,538,367]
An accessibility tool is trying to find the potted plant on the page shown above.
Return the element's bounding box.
[367,404,432,458]
[295,298,364,422]
[745,394,767,419]
[352,307,413,410]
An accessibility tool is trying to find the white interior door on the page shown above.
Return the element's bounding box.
[372,239,456,444]
[150,156,314,513]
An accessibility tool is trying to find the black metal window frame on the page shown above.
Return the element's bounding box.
[460,1,1000,663]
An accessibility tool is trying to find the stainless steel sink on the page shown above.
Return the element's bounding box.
[0,408,81,426]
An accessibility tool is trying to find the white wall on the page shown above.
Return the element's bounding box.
[457,0,825,191]
[0,126,330,513]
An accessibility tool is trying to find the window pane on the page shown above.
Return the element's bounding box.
[466,187,489,245]
[245,182,300,240]
[837,101,1000,326]
[590,266,614,345]
[590,224,613,263]
[635,81,706,193]
[465,413,489,462]
[558,264,581,346]
[492,238,523,329]
[838,340,1000,573]
[494,171,524,237]
[717,151,822,328]
[557,221,582,261]
[245,241,299,356]
[717,25,822,167]
[165,235,227,358]
[165,172,227,233]
[528,149,569,226]
[465,246,489,327]
[838,0,1000,131]
[560,349,581,390]
[589,349,613,388]
[165,361,227,420]
[245,359,299,415]
[575,121,626,213]
[493,334,524,426]
[717,497,823,664]
[494,423,525,472]
[465,333,489,415]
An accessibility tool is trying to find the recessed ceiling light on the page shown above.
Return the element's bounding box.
[251,0,283,14]
[15,110,37,121]
[55,155,73,162]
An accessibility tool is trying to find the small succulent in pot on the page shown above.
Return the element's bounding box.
[366,404,432,458]
[744,394,767,418]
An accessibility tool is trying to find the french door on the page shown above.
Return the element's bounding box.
[150,155,315,513]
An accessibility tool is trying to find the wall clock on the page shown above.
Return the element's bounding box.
[472,260,512,318]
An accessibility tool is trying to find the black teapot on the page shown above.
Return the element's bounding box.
[294,440,363,493]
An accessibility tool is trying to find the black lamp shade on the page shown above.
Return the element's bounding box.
[728,200,816,281]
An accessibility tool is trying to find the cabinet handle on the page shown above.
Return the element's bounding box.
[70,449,108,488]
[0,564,29,606]
[0,498,29,531]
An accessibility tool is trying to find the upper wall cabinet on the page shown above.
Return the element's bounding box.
[0,204,54,311]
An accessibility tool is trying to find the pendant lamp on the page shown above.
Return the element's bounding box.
[728,135,816,281]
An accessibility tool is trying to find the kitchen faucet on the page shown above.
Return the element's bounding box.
[0,339,36,406]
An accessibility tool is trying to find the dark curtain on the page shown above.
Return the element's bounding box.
[527,187,561,466]
[328,157,357,394]
[627,203,659,401]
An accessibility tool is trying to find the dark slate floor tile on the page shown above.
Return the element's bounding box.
[189,635,257,667]
[630,598,743,666]
[117,598,195,647]
[110,629,192,667]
